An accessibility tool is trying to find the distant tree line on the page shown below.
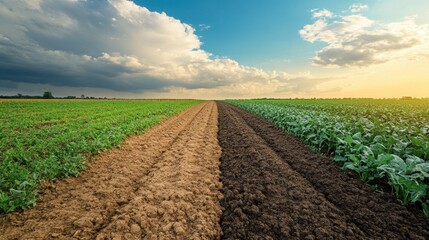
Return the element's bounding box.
[0,91,57,99]
[0,92,106,99]
[0,93,43,99]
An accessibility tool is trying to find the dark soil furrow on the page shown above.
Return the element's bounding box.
[218,103,429,239]
[217,102,365,240]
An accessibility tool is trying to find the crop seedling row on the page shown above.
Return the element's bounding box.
[228,99,429,217]
[0,100,200,213]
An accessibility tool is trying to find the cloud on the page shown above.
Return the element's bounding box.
[300,8,429,67]
[311,9,333,19]
[198,24,211,31]
[142,73,343,99]
[349,4,368,13]
[0,0,331,98]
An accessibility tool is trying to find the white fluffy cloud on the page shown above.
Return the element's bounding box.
[349,4,368,13]
[0,0,332,98]
[311,9,333,19]
[300,7,429,67]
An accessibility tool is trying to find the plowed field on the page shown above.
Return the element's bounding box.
[0,102,222,240]
[217,102,429,240]
[1,101,429,240]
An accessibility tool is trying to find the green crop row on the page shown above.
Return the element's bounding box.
[228,99,429,217]
[0,99,200,213]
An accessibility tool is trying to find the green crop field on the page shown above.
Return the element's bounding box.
[0,99,200,213]
[228,99,429,216]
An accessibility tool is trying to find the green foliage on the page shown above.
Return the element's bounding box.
[423,201,429,217]
[42,91,54,99]
[0,99,200,213]
[0,159,38,213]
[228,99,429,217]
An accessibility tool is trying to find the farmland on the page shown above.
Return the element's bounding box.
[228,99,429,216]
[1,99,429,239]
[0,99,200,213]
[217,102,429,239]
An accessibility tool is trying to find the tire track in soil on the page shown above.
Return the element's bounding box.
[217,102,429,240]
[0,102,223,240]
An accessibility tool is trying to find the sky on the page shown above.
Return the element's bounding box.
[0,0,428,99]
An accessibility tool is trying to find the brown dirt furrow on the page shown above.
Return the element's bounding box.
[95,101,223,240]
[0,101,222,240]
[217,102,429,240]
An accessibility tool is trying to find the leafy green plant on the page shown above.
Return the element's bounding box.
[228,99,429,217]
[423,201,429,217]
[0,159,38,213]
[0,99,200,213]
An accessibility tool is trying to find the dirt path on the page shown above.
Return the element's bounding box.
[0,102,223,240]
[217,102,429,240]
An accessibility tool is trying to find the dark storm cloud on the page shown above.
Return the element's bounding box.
[0,38,170,92]
[0,0,336,97]
[0,0,229,93]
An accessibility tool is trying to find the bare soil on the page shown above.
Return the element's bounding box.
[0,102,223,240]
[217,102,429,240]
